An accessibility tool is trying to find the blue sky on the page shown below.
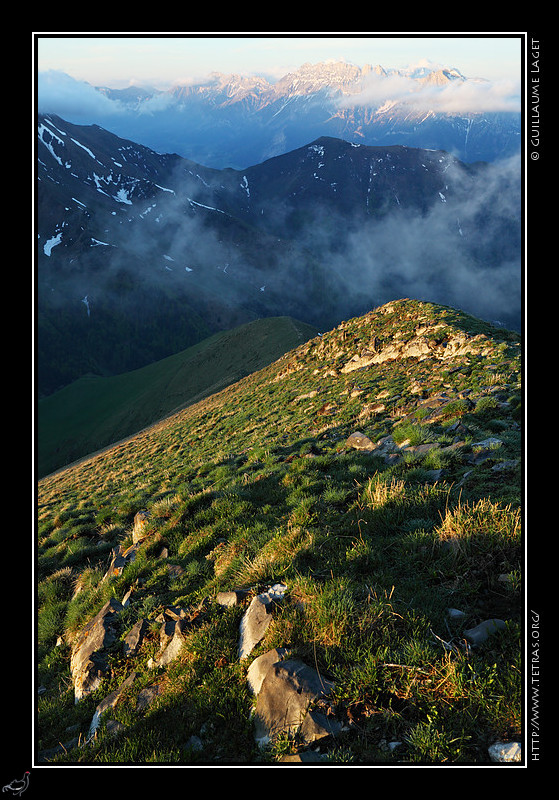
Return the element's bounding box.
[35,33,524,88]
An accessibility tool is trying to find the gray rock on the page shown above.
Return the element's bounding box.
[216,589,247,607]
[88,671,138,741]
[247,647,291,695]
[346,431,375,451]
[102,542,140,582]
[253,658,336,748]
[299,709,342,744]
[122,618,149,658]
[136,683,163,712]
[238,584,287,661]
[149,619,186,669]
[70,598,122,702]
[488,741,521,763]
[184,735,204,753]
[132,510,151,544]
[464,618,506,645]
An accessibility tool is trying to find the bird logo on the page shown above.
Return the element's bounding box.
[2,772,30,797]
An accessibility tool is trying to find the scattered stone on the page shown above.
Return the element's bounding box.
[102,542,141,582]
[105,719,126,737]
[70,598,123,703]
[122,618,149,658]
[184,735,204,753]
[379,738,403,753]
[491,460,519,473]
[405,443,440,457]
[472,437,503,449]
[149,618,187,669]
[358,402,386,419]
[132,510,151,544]
[216,589,248,607]
[447,608,467,621]
[121,587,134,607]
[466,437,504,465]
[346,431,375,451]
[136,683,164,712]
[463,618,506,646]
[488,741,522,763]
[238,584,287,661]
[423,469,445,482]
[88,671,138,741]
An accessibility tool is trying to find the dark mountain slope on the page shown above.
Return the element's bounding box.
[38,315,319,478]
[36,115,521,396]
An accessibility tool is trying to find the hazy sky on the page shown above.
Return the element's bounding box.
[35,33,524,88]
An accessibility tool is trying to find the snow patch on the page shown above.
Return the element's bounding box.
[43,233,62,256]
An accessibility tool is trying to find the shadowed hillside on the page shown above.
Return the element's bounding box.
[38,316,318,478]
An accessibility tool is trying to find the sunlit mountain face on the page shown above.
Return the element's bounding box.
[40,59,520,169]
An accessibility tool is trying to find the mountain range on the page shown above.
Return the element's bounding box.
[87,60,521,168]
[36,110,521,397]
[33,59,525,768]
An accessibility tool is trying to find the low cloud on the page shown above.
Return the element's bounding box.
[340,72,521,114]
[37,71,124,123]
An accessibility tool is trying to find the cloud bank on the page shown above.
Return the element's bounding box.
[37,70,125,123]
[340,72,521,113]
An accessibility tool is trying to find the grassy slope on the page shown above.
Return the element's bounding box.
[36,299,523,765]
[37,316,319,478]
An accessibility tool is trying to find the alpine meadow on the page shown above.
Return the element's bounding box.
[34,45,527,768]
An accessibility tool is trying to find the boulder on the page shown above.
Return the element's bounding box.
[345,431,375,451]
[247,647,290,695]
[70,598,122,702]
[253,658,337,748]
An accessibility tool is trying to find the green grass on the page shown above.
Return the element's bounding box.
[36,299,523,765]
[38,316,319,478]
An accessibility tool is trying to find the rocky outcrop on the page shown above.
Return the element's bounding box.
[340,326,494,374]
[70,598,123,703]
